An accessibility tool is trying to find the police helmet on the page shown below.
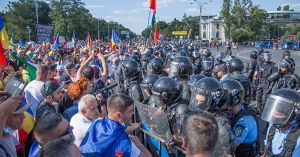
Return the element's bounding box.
[261,88,300,127]
[215,52,226,63]
[188,74,206,87]
[220,79,244,107]
[152,76,183,104]
[141,74,160,100]
[283,50,291,58]
[122,59,141,78]
[169,56,193,78]
[189,77,224,111]
[277,59,293,71]
[228,58,244,73]
[147,58,164,75]
[250,51,258,59]
[201,57,214,72]
[202,49,212,57]
[262,51,272,63]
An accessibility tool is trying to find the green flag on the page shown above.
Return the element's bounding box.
[10,53,37,80]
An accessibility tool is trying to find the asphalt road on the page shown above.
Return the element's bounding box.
[207,46,300,75]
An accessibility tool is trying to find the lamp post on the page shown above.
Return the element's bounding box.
[26,26,32,41]
[190,0,211,44]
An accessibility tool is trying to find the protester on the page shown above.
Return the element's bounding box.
[29,113,72,157]
[80,93,151,157]
[24,64,49,116]
[70,94,100,147]
[181,111,219,157]
[38,134,81,157]
[35,81,64,120]
[0,96,27,157]
[63,77,92,121]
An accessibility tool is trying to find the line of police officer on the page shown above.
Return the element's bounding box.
[114,44,300,157]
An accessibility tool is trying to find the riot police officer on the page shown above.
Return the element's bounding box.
[245,51,258,101]
[169,56,193,104]
[148,76,190,137]
[191,48,202,74]
[220,79,259,157]
[215,51,226,66]
[189,77,233,157]
[261,88,300,157]
[282,50,295,73]
[141,52,154,78]
[147,58,165,76]
[270,59,300,91]
[140,74,159,104]
[255,51,277,112]
[200,57,214,77]
[228,58,251,104]
[121,59,143,102]
[188,74,206,87]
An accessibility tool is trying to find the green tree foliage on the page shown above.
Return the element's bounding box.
[283,5,290,11]
[2,0,51,41]
[249,6,268,40]
[2,0,134,42]
[221,0,232,39]
[232,27,254,42]
[297,32,300,40]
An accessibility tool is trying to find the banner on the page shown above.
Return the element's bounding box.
[36,24,53,44]
[172,31,188,36]
[120,31,129,35]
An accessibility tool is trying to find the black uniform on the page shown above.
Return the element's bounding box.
[121,59,143,102]
[228,58,251,104]
[256,51,277,112]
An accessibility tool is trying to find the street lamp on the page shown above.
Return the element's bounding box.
[26,26,32,41]
[190,0,211,44]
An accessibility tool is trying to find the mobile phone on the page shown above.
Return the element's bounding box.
[4,76,27,97]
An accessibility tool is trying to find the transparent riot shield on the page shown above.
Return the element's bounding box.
[135,101,173,143]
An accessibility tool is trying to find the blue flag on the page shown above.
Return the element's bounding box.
[80,117,131,157]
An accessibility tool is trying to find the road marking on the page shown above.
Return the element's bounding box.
[237,51,251,60]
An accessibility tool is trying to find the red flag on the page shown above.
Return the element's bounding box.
[87,32,92,48]
[153,24,159,44]
[149,0,156,13]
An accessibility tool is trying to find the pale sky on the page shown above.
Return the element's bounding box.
[1,0,300,34]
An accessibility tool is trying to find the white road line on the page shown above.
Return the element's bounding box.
[237,51,251,60]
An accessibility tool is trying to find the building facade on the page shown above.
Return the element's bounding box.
[200,15,225,42]
[268,11,300,27]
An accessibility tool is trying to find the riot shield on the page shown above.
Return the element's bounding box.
[135,101,173,143]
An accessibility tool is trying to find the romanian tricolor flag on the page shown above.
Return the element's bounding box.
[149,0,156,13]
[53,34,59,49]
[16,95,35,152]
[87,32,92,48]
[0,16,9,67]
[151,13,156,32]
[110,30,120,51]
[72,32,76,43]
[9,33,14,45]
[17,39,24,50]
[153,24,159,44]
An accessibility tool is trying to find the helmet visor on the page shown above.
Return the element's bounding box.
[192,51,200,58]
[261,95,294,125]
[189,89,211,111]
[169,62,180,78]
[263,53,272,62]
[202,60,213,71]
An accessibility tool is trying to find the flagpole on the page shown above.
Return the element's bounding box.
[147,8,151,42]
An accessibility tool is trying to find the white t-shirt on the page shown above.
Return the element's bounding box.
[70,113,93,147]
[24,80,45,116]
[130,141,141,157]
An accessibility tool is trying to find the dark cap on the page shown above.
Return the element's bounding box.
[41,81,61,97]
[213,64,227,73]
[64,62,75,69]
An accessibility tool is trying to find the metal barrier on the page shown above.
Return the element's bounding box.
[138,128,186,157]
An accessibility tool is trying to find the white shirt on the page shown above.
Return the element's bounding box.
[70,113,93,147]
[130,141,141,157]
[24,80,45,116]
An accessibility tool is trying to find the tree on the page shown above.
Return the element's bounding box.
[231,27,254,43]
[283,5,289,11]
[249,6,268,40]
[297,32,300,40]
[221,0,232,39]
[277,6,281,11]
[3,0,51,41]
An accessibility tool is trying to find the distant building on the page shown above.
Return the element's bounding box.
[200,15,225,42]
[267,11,300,27]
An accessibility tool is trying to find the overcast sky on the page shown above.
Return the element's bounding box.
[1,0,300,34]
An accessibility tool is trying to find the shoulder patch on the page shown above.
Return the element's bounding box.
[234,125,245,137]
